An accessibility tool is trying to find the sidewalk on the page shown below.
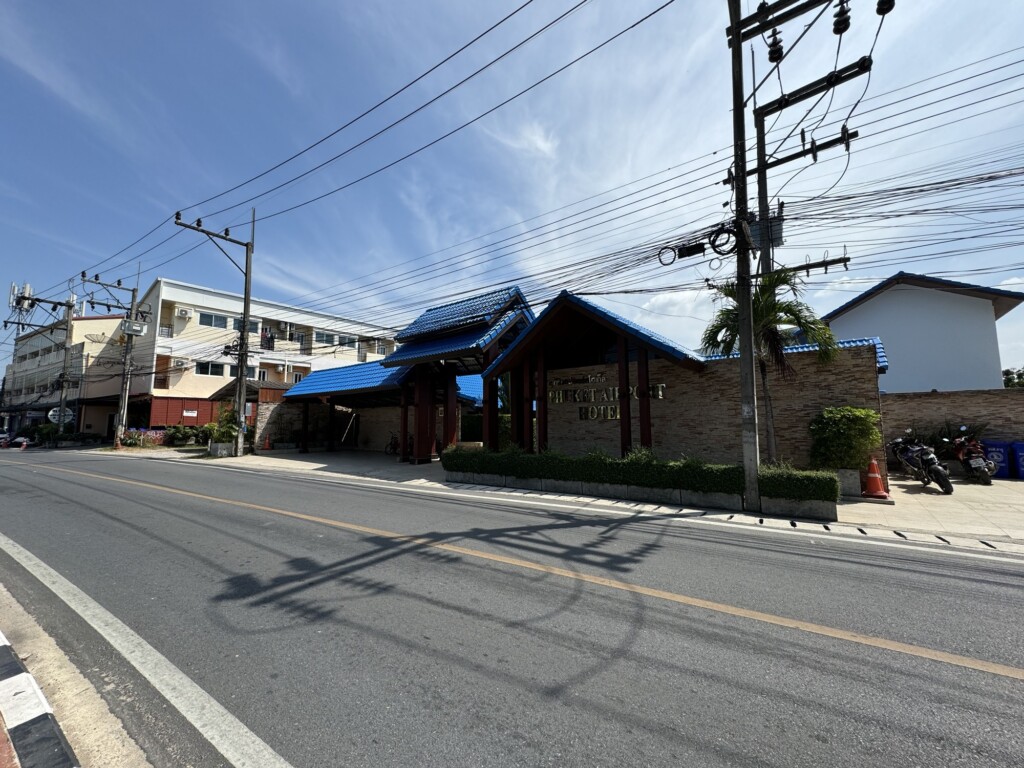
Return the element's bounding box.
[108,447,1024,544]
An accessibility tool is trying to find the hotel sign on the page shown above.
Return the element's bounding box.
[549,373,666,420]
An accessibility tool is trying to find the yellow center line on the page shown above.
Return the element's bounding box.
[5,458,1024,681]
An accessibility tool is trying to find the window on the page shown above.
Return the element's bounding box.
[293,372,303,383]
[314,330,335,346]
[158,325,173,338]
[376,341,388,356]
[199,312,228,329]
[233,318,259,334]
[229,365,256,378]
[257,369,268,382]
[195,362,225,376]
[337,335,357,349]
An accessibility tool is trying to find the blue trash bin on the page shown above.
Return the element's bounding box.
[985,441,1011,479]
[1012,442,1024,480]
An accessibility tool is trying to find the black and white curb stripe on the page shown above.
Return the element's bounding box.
[0,631,78,768]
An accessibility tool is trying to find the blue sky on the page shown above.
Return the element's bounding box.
[2,0,1023,371]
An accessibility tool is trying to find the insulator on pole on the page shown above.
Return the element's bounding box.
[876,0,895,15]
[833,0,851,35]
[767,28,783,63]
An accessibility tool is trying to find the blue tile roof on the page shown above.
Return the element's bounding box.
[284,361,412,398]
[384,308,530,367]
[395,286,529,342]
[704,336,888,373]
[483,291,705,379]
[457,375,484,406]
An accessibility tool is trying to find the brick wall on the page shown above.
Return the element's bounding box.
[547,345,883,467]
[881,388,1024,441]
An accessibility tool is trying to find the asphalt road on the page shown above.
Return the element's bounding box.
[0,450,1022,767]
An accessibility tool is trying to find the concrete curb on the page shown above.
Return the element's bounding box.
[0,631,78,768]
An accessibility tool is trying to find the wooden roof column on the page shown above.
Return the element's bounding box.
[536,350,548,453]
[444,363,458,449]
[399,383,411,462]
[617,335,632,457]
[412,366,433,464]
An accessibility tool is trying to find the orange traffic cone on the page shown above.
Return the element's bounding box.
[262,433,271,451]
[862,457,889,499]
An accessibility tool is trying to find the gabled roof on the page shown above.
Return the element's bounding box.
[384,308,530,368]
[484,291,705,379]
[822,272,1024,322]
[284,361,413,399]
[395,286,529,342]
[704,336,889,373]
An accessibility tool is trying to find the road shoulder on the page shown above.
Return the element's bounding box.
[0,584,151,768]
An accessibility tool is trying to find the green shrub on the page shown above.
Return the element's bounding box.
[37,423,60,441]
[809,406,881,470]
[440,447,744,495]
[210,410,238,444]
[758,464,839,502]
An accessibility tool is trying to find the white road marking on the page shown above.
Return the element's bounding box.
[161,460,1024,566]
[21,452,1024,566]
[0,530,295,768]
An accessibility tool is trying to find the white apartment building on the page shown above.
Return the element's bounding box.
[132,278,396,428]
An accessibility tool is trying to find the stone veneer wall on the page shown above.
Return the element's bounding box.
[547,345,883,467]
[255,401,336,448]
[880,388,1024,441]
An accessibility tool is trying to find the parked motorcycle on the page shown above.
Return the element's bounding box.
[886,429,954,494]
[951,425,994,485]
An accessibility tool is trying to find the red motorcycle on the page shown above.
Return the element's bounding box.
[951,426,994,485]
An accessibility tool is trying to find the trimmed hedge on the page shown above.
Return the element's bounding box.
[758,465,840,502]
[443,447,839,502]
[442,447,744,495]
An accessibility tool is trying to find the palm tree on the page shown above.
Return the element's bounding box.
[701,268,838,463]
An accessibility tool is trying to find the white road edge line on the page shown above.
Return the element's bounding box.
[0,530,295,768]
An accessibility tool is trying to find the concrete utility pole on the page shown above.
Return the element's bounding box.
[725,0,876,502]
[113,285,139,449]
[726,0,762,511]
[56,298,74,435]
[80,274,145,449]
[175,209,255,458]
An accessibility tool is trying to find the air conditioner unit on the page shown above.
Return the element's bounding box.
[278,321,287,331]
[172,358,189,369]
[176,307,194,319]
[276,365,284,373]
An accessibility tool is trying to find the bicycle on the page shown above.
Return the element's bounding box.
[384,432,400,455]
